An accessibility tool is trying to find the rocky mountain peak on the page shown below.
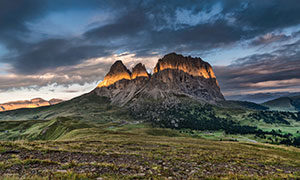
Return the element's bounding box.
[94,53,224,106]
[131,63,149,79]
[98,60,131,87]
[154,52,216,79]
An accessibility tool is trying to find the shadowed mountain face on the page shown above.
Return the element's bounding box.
[94,53,224,106]
[0,98,63,112]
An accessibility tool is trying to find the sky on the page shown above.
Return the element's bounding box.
[1,0,300,103]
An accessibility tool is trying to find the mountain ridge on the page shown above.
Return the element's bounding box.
[262,95,300,112]
[154,53,216,79]
[94,53,224,107]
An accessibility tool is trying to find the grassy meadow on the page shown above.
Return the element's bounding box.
[0,93,299,179]
[0,120,299,179]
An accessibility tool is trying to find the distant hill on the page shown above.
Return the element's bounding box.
[0,98,63,112]
[218,100,269,110]
[262,96,300,112]
[0,92,130,122]
[225,92,300,104]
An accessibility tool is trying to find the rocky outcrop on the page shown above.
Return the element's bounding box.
[154,53,216,79]
[0,98,63,112]
[131,63,149,79]
[94,53,225,106]
[98,61,150,89]
[97,60,131,87]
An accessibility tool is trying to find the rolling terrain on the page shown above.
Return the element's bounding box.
[263,95,300,112]
[0,53,300,179]
[1,126,300,179]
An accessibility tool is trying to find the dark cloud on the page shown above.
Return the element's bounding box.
[249,30,300,47]
[250,33,289,46]
[7,39,113,74]
[2,1,300,71]
[0,59,113,90]
[85,9,150,41]
[0,0,43,33]
[1,0,300,95]
[234,1,300,31]
[214,40,300,98]
[143,20,253,53]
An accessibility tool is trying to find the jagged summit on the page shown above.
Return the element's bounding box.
[97,60,131,87]
[154,53,216,79]
[131,63,149,79]
[98,61,150,88]
[94,53,224,106]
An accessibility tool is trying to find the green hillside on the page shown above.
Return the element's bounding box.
[1,95,300,146]
[263,96,300,112]
[1,93,300,179]
[0,92,132,122]
[0,123,300,179]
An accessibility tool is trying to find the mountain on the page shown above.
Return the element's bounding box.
[131,62,150,79]
[1,53,300,149]
[94,53,224,107]
[0,53,224,121]
[97,60,132,87]
[0,98,63,112]
[226,92,300,104]
[153,53,216,79]
[262,95,300,112]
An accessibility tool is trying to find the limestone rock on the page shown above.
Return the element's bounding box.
[97,60,131,87]
[131,63,149,79]
[154,53,216,79]
[94,53,225,107]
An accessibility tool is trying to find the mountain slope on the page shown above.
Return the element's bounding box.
[1,53,300,148]
[0,92,132,122]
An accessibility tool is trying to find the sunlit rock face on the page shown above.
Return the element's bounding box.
[154,53,216,79]
[0,98,63,112]
[131,63,149,79]
[94,53,224,106]
[97,60,131,87]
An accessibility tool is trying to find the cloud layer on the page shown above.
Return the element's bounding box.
[1,0,300,102]
[214,39,300,102]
